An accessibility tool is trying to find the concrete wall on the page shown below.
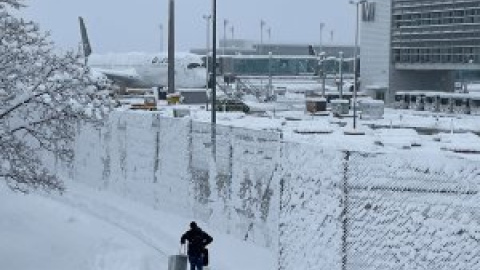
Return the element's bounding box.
[360,0,392,99]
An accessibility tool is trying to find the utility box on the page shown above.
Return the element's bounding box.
[306,97,327,113]
[359,99,384,119]
[166,93,182,105]
[330,99,350,116]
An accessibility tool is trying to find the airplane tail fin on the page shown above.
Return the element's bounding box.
[79,16,92,58]
[308,45,317,56]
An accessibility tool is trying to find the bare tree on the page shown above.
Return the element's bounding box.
[0,0,113,192]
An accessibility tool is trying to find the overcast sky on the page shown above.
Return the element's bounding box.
[23,0,356,53]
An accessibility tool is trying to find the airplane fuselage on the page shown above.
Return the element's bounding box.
[88,52,207,89]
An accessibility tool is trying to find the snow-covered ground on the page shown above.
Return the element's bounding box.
[0,181,275,270]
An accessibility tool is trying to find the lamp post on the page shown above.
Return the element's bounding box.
[319,23,325,55]
[260,20,266,55]
[211,0,217,161]
[319,23,325,96]
[202,14,211,110]
[223,19,229,57]
[349,0,366,130]
[321,52,326,97]
[230,25,234,39]
[159,24,164,52]
[267,27,271,42]
[167,0,175,94]
[222,19,229,90]
[339,51,344,99]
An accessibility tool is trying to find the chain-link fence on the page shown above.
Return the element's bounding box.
[279,144,480,270]
[70,111,480,270]
[72,112,282,248]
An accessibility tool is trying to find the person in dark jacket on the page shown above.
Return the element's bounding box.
[180,221,213,270]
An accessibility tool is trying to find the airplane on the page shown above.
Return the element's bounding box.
[79,17,207,91]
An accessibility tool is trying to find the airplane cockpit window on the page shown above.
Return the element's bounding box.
[187,63,202,69]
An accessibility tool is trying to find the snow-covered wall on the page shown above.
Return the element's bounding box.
[72,111,281,249]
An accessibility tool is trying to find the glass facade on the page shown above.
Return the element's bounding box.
[231,57,316,76]
[209,56,355,76]
[392,0,480,64]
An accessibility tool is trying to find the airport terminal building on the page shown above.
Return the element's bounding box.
[361,0,480,102]
[191,40,356,76]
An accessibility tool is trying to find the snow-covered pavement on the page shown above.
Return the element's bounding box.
[0,181,275,270]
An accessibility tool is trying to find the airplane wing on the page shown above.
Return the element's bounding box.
[93,68,142,86]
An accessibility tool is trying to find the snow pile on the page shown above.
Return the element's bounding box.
[293,119,334,134]
[373,128,422,149]
[435,132,480,154]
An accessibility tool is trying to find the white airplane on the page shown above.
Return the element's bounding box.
[79,17,207,90]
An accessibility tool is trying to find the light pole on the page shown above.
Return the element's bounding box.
[339,51,344,99]
[223,19,229,57]
[260,20,266,55]
[321,52,326,97]
[319,22,325,96]
[202,14,211,109]
[159,24,164,52]
[267,27,271,42]
[211,0,217,161]
[350,0,366,130]
[319,23,325,55]
[223,19,229,90]
[167,0,175,94]
[230,25,234,40]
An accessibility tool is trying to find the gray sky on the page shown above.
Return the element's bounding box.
[23,0,356,53]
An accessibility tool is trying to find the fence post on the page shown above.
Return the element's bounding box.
[153,114,161,183]
[342,151,351,270]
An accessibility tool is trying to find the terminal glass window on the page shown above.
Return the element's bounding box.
[392,0,480,66]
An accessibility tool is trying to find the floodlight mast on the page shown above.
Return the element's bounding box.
[349,0,367,129]
[167,0,175,94]
[211,0,217,161]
